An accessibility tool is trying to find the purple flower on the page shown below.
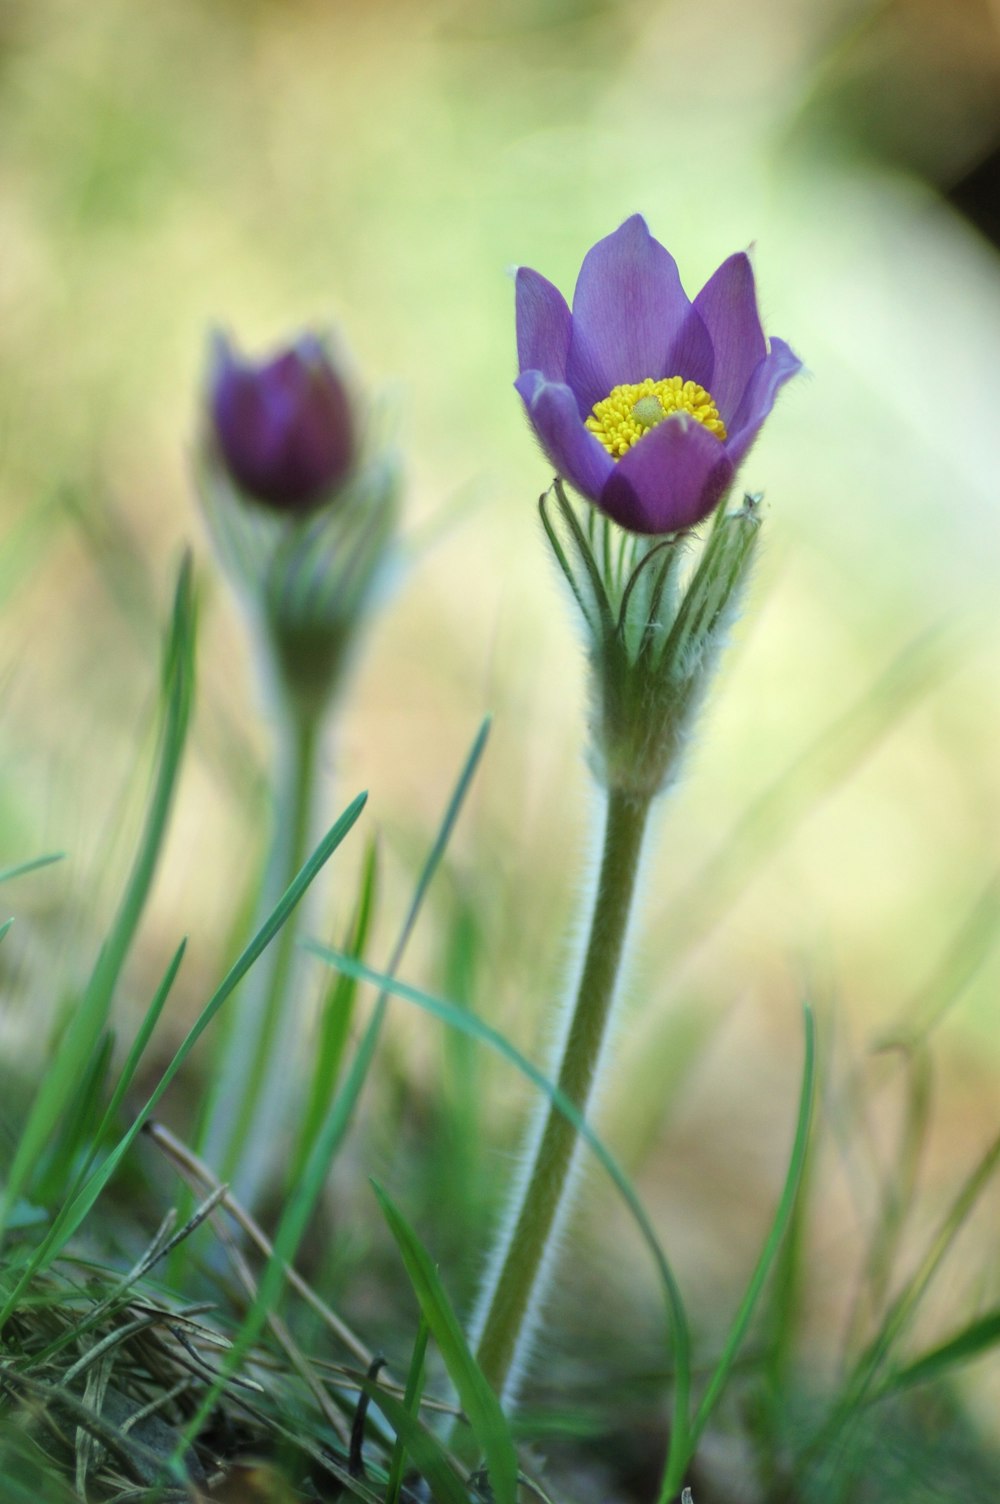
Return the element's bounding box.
[209,332,355,513]
[515,215,802,535]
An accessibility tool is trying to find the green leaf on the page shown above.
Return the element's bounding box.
[88,941,188,1154]
[0,554,196,1238]
[0,791,367,1324]
[288,718,491,1186]
[0,853,65,885]
[289,836,379,1188]
[305,942,692,1482]
[811,1122,1000,1462]
[157,721,486,1482]
[373,1181,518,1504]
[688,1007,815,1449]
[886,1307,1000,1394]
[658,497,759,684]
[359,1372,470,1504]
[551,478,615,641]
[658,626,952,965]
[386,1315,430,1504]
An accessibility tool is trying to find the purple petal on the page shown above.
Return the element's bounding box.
[566,214,692,414]
[725,337,803,469]
[210,333,354,511]
[663,303,715,390]
[600,415,733,535]
[515,370,614,503]
[693,253,767,424]
[516,267,572,381]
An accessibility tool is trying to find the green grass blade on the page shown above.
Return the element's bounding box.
[177,719,493,1441]
[689,1006,816,1447]
[857,1045,933,1327]
[758,1115,814,1462]
[358,1374,470,1504]
[396,717,490,954]
[168,1038,378,1476]
[179,719,490,1441]
[288,836,379,1188]
[87,940,187,1157]
[0,793,367,1324]
[657,627,951,962]
[64,793,366,1218]
[288,718,491,1190]
[0,555,196,1237]
[0,918,13,945]
[34,1031,116,1199]
[436,898,484,1236]
[883,1307,1000,1394]
[878,872,1000,1048]
[851,1126,1000,1399]
[386,1314,430,1504]
[808,1123,1000,1467]
[0,853,65,884]
[304,942,693,1480]
[373,1181,518,1504]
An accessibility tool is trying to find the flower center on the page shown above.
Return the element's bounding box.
[585,376,727,458]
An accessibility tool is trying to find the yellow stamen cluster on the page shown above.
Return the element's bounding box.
[585,376,727,458]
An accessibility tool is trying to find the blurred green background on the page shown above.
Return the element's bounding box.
[2,0,1000,1461]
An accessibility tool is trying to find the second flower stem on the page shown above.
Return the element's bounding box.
[472,785,653,1405]
[207,694,321,1193]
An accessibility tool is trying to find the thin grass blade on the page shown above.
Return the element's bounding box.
[359,1375,470,1504]
[285,718,490,1193]
[809,1123,1000,1465]
[386,1314,430,1504]
[884,1307,1000,1395]
[0,853,65,884]
[168,718,491,1451]
[374,1181,518,1504]
[656,627,952,961]
[0,793,367,1322]
[0,555,196,1236]
[289,837,379,1187]
[87,940,187,1157]
[689,1006,816,1448]
[305,942,693,1482]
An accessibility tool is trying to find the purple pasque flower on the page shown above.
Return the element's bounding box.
[209,332,355,513]
[515,215,801,535]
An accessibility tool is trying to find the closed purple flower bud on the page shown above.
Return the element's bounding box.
[209,332,355,512]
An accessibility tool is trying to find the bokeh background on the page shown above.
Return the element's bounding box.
[2,0,1000,1482]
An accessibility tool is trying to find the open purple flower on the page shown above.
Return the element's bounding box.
[209,332,355,513]
[515,215,801,535]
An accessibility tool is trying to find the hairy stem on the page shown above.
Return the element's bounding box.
[202,695,321,1196]
[471,785,652,1405]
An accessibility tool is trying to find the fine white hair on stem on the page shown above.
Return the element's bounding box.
[468,781,658,1407]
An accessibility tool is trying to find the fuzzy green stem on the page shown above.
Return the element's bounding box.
[203,695,321,1191]
[472,785,652,1404]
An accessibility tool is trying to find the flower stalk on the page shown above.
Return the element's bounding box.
[196,330,399,1203]
[470,481,764,1412]
[205,684,322,1187]
[472,215,801,1476]
[472,783,652,1403]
